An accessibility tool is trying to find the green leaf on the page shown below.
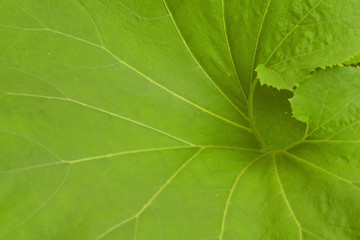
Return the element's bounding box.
[226,0,360,90]
[1,1,360,240]
[252,83,306,150]
[344,54,360,67]
[287,66,360,238]
[291,67,360,140]
[255,64,290,90]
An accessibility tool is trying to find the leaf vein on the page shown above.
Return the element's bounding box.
[285,152,360,192]
[219,153,268,240]
[264,0,325,65]
[221,0,248,102]
[273,154,303,240]
[0,26,251,131]
[0,165,71,238]
[250,0,272,87]
[95,148,203,239]
[161,0,249,120]
[308,89,360,136]
[1,91,194,145]
[0,65,68,98]
[3,146,197,173]
[74,0,104,46]
[0,128,62,160]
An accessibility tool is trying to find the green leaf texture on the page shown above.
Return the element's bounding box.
[1,0,359,239]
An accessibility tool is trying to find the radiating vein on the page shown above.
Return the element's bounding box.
[273,154,303,240]
[285,152,360,192]
[250,0,271,88]
[248,78,267,149]
[201,145,262,152]
[219,153,268,240]
[95,148,203,240]
[264,0,325,64]
[132,217,139,240]
[1,25,251,132]
[3,146,197,173]
[161,0,249,120]
[221,0,248,102]
[65,146,196,164]
[1,91,194,145]
[101,47,251,132]
[132,148,202,216]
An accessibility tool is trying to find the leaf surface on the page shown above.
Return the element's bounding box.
[1,1,360,240]
[226,0,360,90]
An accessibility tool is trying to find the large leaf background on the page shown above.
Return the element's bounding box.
[1,0,360,239]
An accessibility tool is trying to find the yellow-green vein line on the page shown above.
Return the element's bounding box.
[162,0,249,121]
[285,152,360,192]
[221,0,248,103]
[95,148,203,239]
[264,0,325,65]
[1,26,251,131]
[248,78,267,149]
[250,0,271,88]
[1,91,193,145]
[1,165,71,238]
[219,153,268,240]
[65,146,197,164]
[306,139,360,143]
[273,154,303,240]
[74,0,104,46]
[4,146,197,173]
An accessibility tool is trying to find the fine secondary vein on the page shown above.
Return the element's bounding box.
[0,165,71,239]
[302,228,325,240]
[308,90,360,137]
[74,0,104,46]
[0,128,62,160]
[0,65,68,98]
[324,119,360,140]
[8,0,47,28]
